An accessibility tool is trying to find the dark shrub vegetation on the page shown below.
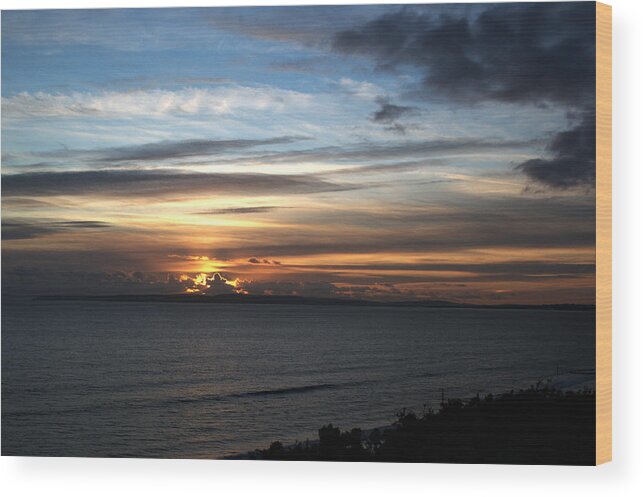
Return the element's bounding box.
[255,387,596,465]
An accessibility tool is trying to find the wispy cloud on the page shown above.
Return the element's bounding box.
[207,195,595,260]
[90,136,308,163]
[9,136,538,172]
[195,206,287,215]
[2,219,112,240]
[2,86,314,120]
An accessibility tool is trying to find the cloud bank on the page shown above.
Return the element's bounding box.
[2,170,352,198]
[333,3,595,107]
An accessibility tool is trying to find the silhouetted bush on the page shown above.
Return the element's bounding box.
[256,386,595,465]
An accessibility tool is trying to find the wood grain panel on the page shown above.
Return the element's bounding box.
[596,1,612,466]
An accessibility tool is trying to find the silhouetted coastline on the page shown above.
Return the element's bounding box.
[34,293,596,311]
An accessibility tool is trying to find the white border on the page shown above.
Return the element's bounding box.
[2,1,642,495]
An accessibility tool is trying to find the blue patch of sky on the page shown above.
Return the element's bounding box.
[1,5,564,179]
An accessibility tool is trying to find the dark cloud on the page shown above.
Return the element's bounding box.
[247,258,281,265]
[277,263,595,285]
[289,261,595,276]
[333,2,596,189]
[516,111,596,190]
[2,219,112,240]
[216,231,593,260]
[1,161,62,173]
[333,3,595,107]
[1,268,192,296]
[2,169,352,198]
[211,194,595,259]
[1,197,63,209]
[370,97,418,133]
[97,136,307,162]
[71,136,308,163]
[371,97,416,124]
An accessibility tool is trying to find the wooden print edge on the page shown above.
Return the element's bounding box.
[596,1,612,466]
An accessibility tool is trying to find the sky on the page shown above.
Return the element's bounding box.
[1,2,597,304]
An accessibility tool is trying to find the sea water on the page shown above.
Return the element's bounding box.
[1,298,595,458]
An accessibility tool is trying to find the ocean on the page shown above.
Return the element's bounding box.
[1,299,595,458]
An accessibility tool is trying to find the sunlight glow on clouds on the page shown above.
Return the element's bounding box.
[1,3,597,304]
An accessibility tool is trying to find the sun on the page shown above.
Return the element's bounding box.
[179,272,246,295]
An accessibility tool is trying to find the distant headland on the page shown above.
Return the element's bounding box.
[35,293,595,311]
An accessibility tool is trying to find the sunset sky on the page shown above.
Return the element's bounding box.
[1,3,597,304]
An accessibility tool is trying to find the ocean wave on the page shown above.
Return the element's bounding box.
[171,381,367,405]
[232,383,340,398]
